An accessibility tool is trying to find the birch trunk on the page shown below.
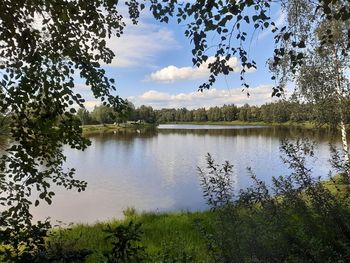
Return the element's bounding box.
[334,48,350,169]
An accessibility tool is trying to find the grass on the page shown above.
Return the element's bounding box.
[322,174,350,197]
[51,174,350,263]
[81,123,154,135]
[53,210,214,262]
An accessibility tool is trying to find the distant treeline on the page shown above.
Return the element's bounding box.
[77,100,350,127]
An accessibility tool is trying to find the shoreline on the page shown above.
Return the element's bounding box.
[81,123,155,135]
[54,175,346,262]
[160,121,318,129]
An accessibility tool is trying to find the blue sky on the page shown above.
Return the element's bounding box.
[79,6,287,110]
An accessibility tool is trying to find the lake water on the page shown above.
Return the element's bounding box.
[31,125,343,223]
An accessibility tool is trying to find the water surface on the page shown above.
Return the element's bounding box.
[32,125,342,223]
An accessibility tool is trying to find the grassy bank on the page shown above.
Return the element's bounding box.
[163,120,317,129]
[82,121,330,134]
[51,175,350,263]
[53,210,214,262]
[81,123,155,135]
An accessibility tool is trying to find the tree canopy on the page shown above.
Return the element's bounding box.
[148,0,349,95]
[0,0,143,260]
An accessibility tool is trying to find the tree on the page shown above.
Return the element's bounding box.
[207,106,222,122]
[123,100,136,122]
[91,105,117,124]
[185,109,194,122]
[238,104,251,122]
[260,103,274,123]
[0,0,144,260]
[193,108,208,122]
[176,108,188,122]
[76,108,92,125]
[136,105,156,123]
[221,104,239,122]
[288,100,311,123]
[288,6,350,164]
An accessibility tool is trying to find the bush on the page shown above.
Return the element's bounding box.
[103,221,146,263]
[198,140,350,262]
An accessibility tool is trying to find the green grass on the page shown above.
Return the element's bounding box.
[322,174,350,197]
[81,123,154,135]
[52,175,350,263]
[54,210,214,262]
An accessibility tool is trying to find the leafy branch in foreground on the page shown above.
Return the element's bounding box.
[149,0,349,95]
[0,0,146,260]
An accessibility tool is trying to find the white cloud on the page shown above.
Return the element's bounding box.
[130,85,282,109]
[83,100,100,110]
[148,57,244,83]
[30,8,177,69]
[107,20,179,67]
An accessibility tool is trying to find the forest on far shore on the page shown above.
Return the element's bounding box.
[77,98,350,127]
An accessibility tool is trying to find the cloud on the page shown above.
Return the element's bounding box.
[106,20,179,67]
[148,57,245,83]
[30,8,177,69]
[130,85,281,109]
[83,100,100,110]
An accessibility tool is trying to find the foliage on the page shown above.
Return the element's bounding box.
[198,154,234,208]
[0,0,144,260]
[153,235,197,263]
[78,103,154,125]
[78,100,350,127]
[88,101,136,125]
[42,223,92,262]
[91,105,118,125]
[0,219,91,262]
[273,0,350,92]
[45,211,211,262]
[281,2,350,147]
[147,0,350,95]
[103,221,146,263]
[135,105,156,124]
[198,141,350,262]
[140,100,350,125]
[76,108,93,126]
[0,220,50,262]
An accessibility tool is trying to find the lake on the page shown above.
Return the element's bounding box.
[31,124,343,223]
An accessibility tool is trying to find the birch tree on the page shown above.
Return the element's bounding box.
[287,6,350,166]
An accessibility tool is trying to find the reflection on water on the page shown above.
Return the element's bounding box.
[31,125,343,223]
[158,125,340,142]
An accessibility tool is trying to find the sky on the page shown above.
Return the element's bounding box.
[78,5,288,110]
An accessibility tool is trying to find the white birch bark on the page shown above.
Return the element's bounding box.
[334,48,350,168]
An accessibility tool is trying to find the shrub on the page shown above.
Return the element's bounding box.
[103,221,146,263]
[198,140,350,262]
